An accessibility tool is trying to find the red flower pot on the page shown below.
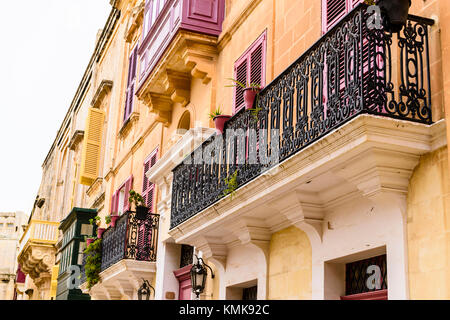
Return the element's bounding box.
[243,87,261,110]
[213,115,232,135]
[86,238,94,247]
[97,228,106,239]
[111,215,120,228]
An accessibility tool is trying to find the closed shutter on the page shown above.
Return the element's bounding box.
[143,150,158,212]
[110,191,117,214]
[233,32,267,114]
[322,0,363,34]
[79,107,105,186]
[124,48,138,122]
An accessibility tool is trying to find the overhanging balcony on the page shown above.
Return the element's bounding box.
[17,220,59,280]
[80,211,159,300]
[170,4,436,230]
[136,0,225,126]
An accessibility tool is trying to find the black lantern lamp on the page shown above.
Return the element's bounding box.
[138,279,155,300]
[377,0,412,33]
[190,255,215,299]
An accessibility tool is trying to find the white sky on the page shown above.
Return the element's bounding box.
[0,1,111,215]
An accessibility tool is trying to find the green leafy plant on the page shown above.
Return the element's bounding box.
[129,190,145,209]
[208,107,223,120]
[89,216,101,226]
[84,238,102,290]
[226,78,261,90]
[223,170,238,200]
[250,106,262,122]
[364,0,376,5]
[105,215,111,225]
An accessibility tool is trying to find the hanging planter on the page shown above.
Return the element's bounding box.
[97,228,106,239]
[111,215,120,228]
[378,0,411,33]
[136,205,149,220]
[243,87,261,110]
[213,115,232,135]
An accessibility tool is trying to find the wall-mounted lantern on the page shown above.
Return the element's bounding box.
[190,255,215,299]
[378,0,412,33]
[138,279,155,300]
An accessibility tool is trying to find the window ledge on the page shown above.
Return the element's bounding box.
[118,111,140,139]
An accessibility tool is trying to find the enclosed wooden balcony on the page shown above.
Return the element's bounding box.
[136,0,225,126]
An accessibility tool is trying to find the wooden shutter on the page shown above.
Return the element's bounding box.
[79,107,105,186]
[124,48,138,122]
[123,176,134,212]
[322,0,364,33]
[233,31,267,114]
[143,150,158,212]
[110,191,117,214]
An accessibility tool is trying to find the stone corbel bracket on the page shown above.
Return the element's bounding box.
[163,70,191,108]
[142,92,173,127]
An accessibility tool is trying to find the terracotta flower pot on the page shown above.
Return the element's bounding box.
[378,0,411,33]
[243,87,261,110]
[111,215,120,228]
[213,115,232,135]
[97,228,106,239]
[136,205,149,220]
[86,238,95,246]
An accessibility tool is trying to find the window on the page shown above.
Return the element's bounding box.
[143,149,158,212]
[124,47,138,122]
[143,0,167,38]
[111,176,134,215]
[233,31,267,114]
[7,223,13,228]
[177,111,191,134]
[322,0,362,34]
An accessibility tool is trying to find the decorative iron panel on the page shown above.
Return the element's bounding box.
[345,254,387,296]
[170,4,434,229]
[81,211,160,277]
[180,245,194,268]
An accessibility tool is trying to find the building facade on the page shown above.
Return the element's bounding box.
[24,0,450,300]
[0,211,28,300]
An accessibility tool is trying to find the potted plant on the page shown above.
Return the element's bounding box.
[209,107,231,135]
[377,0,411,33]
[89,216,104,238]
[110,213,120,228]
[227,78,262,110]
[105,215,111,227]
[85,236,96,247]
[129,190,148,220]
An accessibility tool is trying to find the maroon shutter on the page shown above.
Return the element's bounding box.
[110,191,117,214]
[123,176,134,212]
[234,60,248,113]
[124,48,138,122]
[143,150,158,212]
[322,0,347,33]
[233,32,267,114]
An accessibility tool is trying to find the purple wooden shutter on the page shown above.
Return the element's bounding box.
[124,48,138,122]
[142,150,158,212]
[123,176,134,212]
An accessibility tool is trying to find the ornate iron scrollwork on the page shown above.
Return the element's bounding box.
[170,4,434,229]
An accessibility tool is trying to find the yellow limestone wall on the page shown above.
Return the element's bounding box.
[268,226,312,300]
[407,146,450,299]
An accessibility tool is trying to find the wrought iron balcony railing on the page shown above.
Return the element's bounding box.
[80,211,159,283]
[170,4,435,229]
